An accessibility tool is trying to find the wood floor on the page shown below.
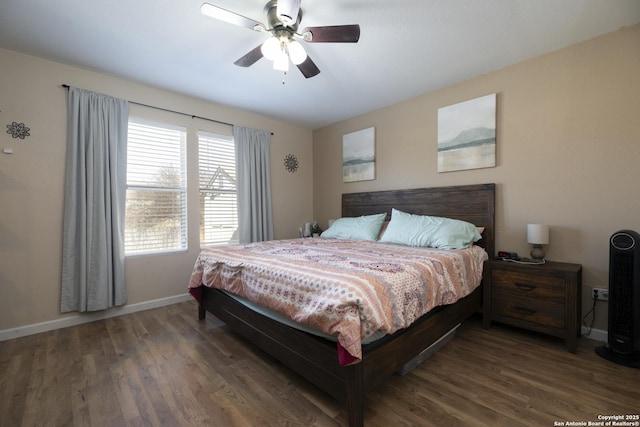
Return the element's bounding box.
[1,300,638,427]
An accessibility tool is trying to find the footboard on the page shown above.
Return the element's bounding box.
[198,285,482,427]
[200,288,350,401]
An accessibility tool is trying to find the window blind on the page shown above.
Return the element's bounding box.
[199,132,238,247]
[125,120,187,255]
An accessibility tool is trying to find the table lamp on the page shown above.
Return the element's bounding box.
[527,224,549,261]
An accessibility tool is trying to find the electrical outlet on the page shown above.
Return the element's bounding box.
[592,287,609,301]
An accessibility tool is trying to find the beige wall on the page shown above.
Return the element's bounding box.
[313,24,640,332]
[0,48,313,331]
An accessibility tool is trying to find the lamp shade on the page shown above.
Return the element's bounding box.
[261,36,281,61]
[272,50,290,71]
[287,40,307,65]
[527,224,549,245]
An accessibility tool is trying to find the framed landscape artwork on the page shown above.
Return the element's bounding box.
[343,127,375,182]
[437,93,496,173]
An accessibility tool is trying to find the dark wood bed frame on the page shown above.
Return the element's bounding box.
[197,183,495,426]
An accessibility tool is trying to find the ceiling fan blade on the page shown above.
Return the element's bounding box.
[201,3,265,31]
[296,56,320,78]
[234,45,264,67]
[301,24,360,43]
[276,0,301,26]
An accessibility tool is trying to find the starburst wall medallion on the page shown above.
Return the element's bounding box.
[6,121,31,139]
[284,154,299,173]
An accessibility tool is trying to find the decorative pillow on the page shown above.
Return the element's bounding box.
[320,213,387,241]
[379,208,481,249]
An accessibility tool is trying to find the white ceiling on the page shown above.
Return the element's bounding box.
[1,0,639,130]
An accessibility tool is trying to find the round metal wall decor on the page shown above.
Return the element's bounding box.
[284,154,299,173]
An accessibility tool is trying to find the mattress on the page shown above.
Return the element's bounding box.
[221,290,388,344]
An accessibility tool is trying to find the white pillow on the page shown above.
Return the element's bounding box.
[320,213,387,241]
[379,208,481,249]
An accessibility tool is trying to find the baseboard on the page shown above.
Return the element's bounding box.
[581,326,607,343]
[0,293,193,342]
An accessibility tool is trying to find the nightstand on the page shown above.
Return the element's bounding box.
[482,259,582,353]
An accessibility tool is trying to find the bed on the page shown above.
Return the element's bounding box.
[190,183,495,426]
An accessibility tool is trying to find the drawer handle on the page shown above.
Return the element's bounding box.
[515,306,536,316]
[515,282,537,292]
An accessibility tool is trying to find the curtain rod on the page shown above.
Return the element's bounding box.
[61,84,273,135]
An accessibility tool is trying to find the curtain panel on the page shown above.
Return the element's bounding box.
[233,126,274,243]
[61,87,128,312]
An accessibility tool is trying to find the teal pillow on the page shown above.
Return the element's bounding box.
[379,209,481,249]
[320,213,387,241]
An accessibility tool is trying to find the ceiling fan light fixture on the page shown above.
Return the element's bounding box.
[273,51,290,72]
[261,36,281,60]
[287,40,307,65]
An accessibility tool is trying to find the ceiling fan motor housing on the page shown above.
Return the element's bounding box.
[265,0,302,31]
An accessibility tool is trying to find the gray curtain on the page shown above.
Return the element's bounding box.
[61,87,128,312]
[233,126,273,243]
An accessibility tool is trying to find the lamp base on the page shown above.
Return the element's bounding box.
[530,244,545,260]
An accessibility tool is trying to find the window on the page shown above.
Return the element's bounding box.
[199,131,238,246]
[125,120,187,255]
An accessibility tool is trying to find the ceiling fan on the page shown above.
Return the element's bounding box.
[201,0,361,78]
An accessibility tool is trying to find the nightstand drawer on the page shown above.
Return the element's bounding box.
[492,270,565,302]
[492,294,565,329]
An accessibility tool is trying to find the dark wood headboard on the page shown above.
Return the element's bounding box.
[342,183,496,257]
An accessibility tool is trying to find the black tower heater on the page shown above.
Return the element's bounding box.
[595,230,640,368]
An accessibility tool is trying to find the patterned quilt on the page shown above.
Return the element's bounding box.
[188,238,488,364]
